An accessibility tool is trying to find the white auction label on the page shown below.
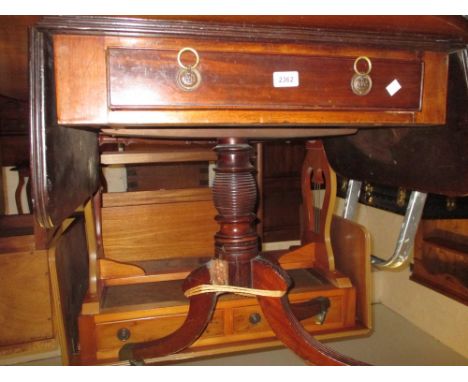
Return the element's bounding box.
[386,79,402,96]
[273,71,299,88]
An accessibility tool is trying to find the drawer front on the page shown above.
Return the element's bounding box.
[95,310,224,350]
[107,48,422,111]
[232,294,349,336]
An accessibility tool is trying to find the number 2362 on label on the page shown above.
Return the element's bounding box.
[273,71,299,88]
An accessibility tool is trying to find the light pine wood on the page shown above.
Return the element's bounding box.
[0,248,54,349]
[81,294,101,316]
[270,243,317,268]
[0,215,57,362]
[0,339,58,364]
[331,215,372,329]
[101,149,216,165]
[100,259,146,279]
[100,248,319,287]
[102,188,212,208]
[100,257,209,286]
[101,199,217,263]
[301,140,338,273]
[299,141,353,290]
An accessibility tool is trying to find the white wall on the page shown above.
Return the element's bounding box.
[337,198,468,359]
[102,165,127,193]
[1,166,30,214]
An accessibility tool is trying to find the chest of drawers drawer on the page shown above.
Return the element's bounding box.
[107,47,423,111]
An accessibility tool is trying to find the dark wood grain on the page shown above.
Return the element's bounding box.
[213,139,259,286]
[53,217,90,358]
[412,219,468,305]
[108,48,422,111]
[29,27,101,230]
[50,20,449,126]
[323,50,467,196]
[37,16,467,50]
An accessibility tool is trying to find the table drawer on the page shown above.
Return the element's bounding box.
[107,47,422,111]
[231,293,354,336]
[95,310,224,351]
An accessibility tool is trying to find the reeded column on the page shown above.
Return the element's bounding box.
[212,138,259,287]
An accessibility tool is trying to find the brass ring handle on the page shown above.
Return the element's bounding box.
[353,56,372,75]
[177,47,200,70]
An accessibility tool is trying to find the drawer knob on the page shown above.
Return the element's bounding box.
[176,47,202,91]
[351,56,373,96]
[249,312,262,325]
[117,327,131,342]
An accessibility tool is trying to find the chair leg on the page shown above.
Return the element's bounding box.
[252,257,368,366]
[119,263,218,363]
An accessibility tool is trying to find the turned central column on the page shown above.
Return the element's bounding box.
[212,138,259,287]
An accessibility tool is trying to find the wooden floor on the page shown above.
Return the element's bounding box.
[14,303,468,366]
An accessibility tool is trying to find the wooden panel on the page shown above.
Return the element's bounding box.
[53,34,107,124]
[262,141,305,242]
[126,163,209,192]
[0,16,40,101]
[420,219,468,238]
[0,248,53,347]
[101,149,216,165]
[0,96,29,167]
[95,310,224,352]
[231,294,347,336]
[0,234,34,253]
[0,215,33,238]
[51,217,90,358]
[331,215,372,328]
[31,30,101,230]
[412,219,468,304]
[108,48,422,111]
[262,177,301,242]
[0,136,29,167]
[102,199,217,262]
[102,188,212,208]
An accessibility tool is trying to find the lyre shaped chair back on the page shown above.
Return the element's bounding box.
[301,140,337,272]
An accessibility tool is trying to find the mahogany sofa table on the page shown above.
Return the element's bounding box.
[29,16,468,365]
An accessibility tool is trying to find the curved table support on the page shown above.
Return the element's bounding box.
[253,257,368,366]
[119,264,218,362]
